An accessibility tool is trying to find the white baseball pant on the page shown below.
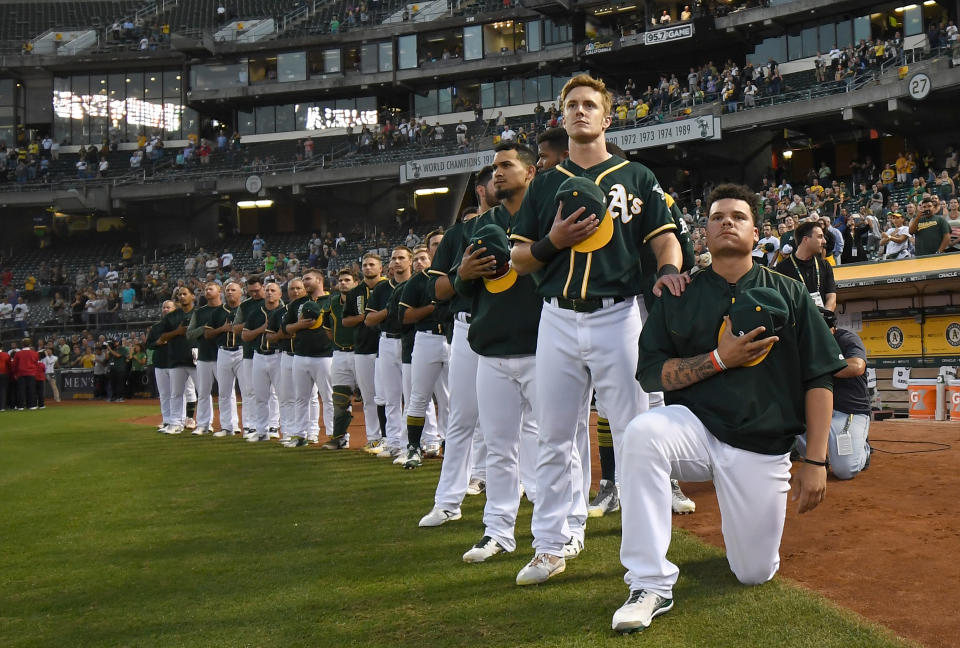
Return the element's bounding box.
[293,355,332,440]
[195,360,217,429]
[240,358,255,430]
[402,362,438,443]
[170,366,198,427]
[621,405,792,598]
[253,352,281,436]
[353,353,380,443]
[155,367,173,425]
[377,335,404,450]
[407,331,450,444]
[215,348,242,432]
[332,350,357,443]
[432,318,480,511]
[531,297,646,556]
[477,354,537,552]
[278,353,297,439]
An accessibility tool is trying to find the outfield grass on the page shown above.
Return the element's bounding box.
[1,405,916,648]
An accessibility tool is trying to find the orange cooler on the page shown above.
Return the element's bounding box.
[907,379,938,419]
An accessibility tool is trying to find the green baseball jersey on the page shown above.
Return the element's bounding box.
[399,271,443,334]
[159,308,196,367]
[345,279,387,355]
[455,206,542,357]
[427,220,472,316]
[384,279,415,363]
[328,292,356,351]
[510,155,676,299]
[285,295,333,357]
[913,214,950,256]
[246,303,282,353]
[637,263,847,455]
[639,198,695,310]
[234,298,264,359]
[209,303,240,348]
[370,278,401,335]
[146,322,170,369]
[187,304,220,362]
[267,305,292,353]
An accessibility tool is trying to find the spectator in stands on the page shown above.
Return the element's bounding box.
[880,211,911,259]
[680,5,692,20]
[204,255,219,275]
[501,124,516,142]
[946,198,960,252]
[220,250,234,272]
[12,297,28,337]
[841,213,869,264]
[264,252,277,273]
[287,253,300,275]
[252,234,265,260]
[304,137,314,159]
[659,10,671,23]
[404,229,421,248]
[910,196,952,256]
[121,283,136,311]
[105,266,119,287]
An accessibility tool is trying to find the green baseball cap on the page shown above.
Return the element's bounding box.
[555,176,613,253]
[723,287,789,367]
[470,223,517,293]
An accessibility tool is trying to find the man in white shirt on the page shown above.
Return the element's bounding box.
[130,151,142,169]
[220,251,234,271]
[501,126,516,141]
[105,267,119,286]
[456,121,468,146]
[252,235,265,260]
[13,300,29,336]
[880,211,911,259]
[754,222,781,267]
[205,257,219,274]
[743,81,757,108]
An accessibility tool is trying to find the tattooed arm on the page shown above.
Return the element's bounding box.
[660,354,719,391]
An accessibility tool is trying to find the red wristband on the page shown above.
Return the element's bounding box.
[709,349,723,372]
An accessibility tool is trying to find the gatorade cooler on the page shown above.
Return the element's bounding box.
[907,379,938,419]
[949,380,960,421]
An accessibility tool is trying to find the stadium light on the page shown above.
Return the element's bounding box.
[237,200,274,208]
[782,150,793,160]
[414,187,450,196]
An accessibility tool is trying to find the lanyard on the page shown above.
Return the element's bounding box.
[790,254,820,293]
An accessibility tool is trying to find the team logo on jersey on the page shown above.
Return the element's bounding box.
[946,323,960,347]
[886,326,904,350]
[607,184,644,224]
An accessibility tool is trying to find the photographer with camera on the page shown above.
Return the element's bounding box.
[106,338,130,403]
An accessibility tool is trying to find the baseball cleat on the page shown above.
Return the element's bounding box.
[242,428,258,440]
[191,427,206,436]
[466,478,486,496]
[212,429,230,438]
[362,438,385,454]
[422,442,442,458]
[463,536,507,563]
[392,447,408,464]
[671,480,695,515]
[402,446,423,470]
[562,537,584,560]
[184,417,196,431]
[612,589,673,633]
[320,436,348,450]
[246,432,269,443]
[516,553,565,586]
[281,436,308,448]
[162,424,184,435]
[268,427,280,439]
[588,479,620,518]
[418,507,462,527]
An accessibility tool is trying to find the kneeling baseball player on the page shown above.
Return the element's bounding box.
[612,184,847,633]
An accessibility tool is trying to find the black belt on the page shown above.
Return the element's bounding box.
[383,333,402,339]
[219,346,240,351]
[285,351,294,356]
[335,347,355,352]
[551,296,627,313]
[256,350,276,356]
[418,324,445,336]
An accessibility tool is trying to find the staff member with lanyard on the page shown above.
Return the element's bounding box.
[775,221,836,311]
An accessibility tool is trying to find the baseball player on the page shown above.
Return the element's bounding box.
[398,232,450,469]
[285,269,333,444]
[452,142,541,561]
[242,280,284,443]
[146,299,176,431]
[391,247,441,468]
[186,281,224,435]
[342,255,389,453]
[325,269,359,449]
[612,183,846,633]
[232,277,274,438]
[369,247,413,459]
[419,208,491,523]
[278,277,321,447]
[509,74,685,585]
[209,281,244,436]
[266,277,302,443]
[155,286,198,434]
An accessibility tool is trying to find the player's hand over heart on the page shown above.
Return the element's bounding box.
[548,202,599,249]
[715,315,779,369]
[458,244,498,280]
[791,462,827,514]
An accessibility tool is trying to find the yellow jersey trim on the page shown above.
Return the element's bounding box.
[642,222,678,245]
